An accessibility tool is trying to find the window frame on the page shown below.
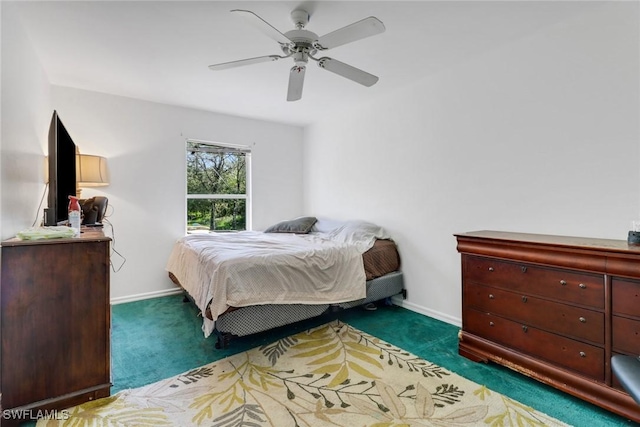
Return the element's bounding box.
[185,139,252,233]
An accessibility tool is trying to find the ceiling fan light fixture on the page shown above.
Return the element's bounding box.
[292,51,309,67]
[209,8,385,100]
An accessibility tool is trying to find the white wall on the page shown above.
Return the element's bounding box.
[303,2,640,325]
[50,86,304,301]
[1,2,305,303]
[1,2,52,240]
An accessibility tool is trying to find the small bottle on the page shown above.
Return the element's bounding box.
[68,195,81,236]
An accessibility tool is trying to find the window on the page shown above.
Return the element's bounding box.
[186,140,250,232]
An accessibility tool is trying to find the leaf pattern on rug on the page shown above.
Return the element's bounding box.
[484,395,557,427]
[348,380,488,427]
[260,336,299,365]
[39,395,172,426]
[170,366,216,388]
[211,403,266,427]
[289,322,383,387]
[36,321,570,427]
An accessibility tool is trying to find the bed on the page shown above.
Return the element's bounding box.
[166,217,404,348]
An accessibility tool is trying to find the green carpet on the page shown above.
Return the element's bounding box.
[111,294,637,426]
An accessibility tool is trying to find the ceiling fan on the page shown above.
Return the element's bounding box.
[208,9,386,101]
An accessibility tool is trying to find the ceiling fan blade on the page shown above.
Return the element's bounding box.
[287,66,306,101]
[209,55,282,71]
[231,9,291,46]
[317,57,378,87]
[315,17,385,50]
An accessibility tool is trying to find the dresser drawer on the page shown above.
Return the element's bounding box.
[612,277,640,319]
[463,308,605,380]
[463,255,604,309]
[612,316,640,355]
[464,282,604,344]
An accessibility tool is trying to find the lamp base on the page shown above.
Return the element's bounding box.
[628,231,640,245]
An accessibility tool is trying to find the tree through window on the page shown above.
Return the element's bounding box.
[186,140,250,232]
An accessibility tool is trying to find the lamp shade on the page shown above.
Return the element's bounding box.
[76,154,110,187]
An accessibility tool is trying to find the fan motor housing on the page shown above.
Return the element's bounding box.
[283,29,318,45]
[282,29,318,60]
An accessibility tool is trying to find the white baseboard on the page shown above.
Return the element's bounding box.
[111,287,184,305]
[390,295,462,328]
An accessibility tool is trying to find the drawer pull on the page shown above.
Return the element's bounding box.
[488,294,494,299]
[579,351,586,358]
[579,317,586,323]
[488,267,494,272]
[560,280,567,286]
[521,296,528,303]
[522,325,528,332]
[521,266,528,273]
[579,283,586,289]
[489,321,494,326]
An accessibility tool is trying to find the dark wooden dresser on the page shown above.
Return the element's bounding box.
[455,231,640,423]
[0,231,111,425]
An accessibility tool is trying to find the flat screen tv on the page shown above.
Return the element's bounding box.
[45,111,77,226]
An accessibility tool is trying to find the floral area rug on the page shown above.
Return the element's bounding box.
[38,321,570,426]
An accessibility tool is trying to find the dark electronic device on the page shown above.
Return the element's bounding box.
[80,196,108,226]
[45,111,77,226]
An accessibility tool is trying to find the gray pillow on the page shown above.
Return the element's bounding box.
[265,217,318,234]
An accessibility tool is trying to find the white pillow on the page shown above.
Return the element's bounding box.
[311,217,346,233]
[326,220,390,252]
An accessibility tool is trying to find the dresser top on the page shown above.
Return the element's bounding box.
[1,228,110,247]
[455,230,640,255]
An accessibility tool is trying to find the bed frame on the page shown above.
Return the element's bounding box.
[171,271,405,349]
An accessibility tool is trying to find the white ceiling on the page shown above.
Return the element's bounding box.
[9,1,600,126]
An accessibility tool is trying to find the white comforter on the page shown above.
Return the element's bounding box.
[166,220,388,337]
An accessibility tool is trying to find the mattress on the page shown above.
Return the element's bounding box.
[363,238,401,280]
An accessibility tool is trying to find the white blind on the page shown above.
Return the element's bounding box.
[187,140,250,155]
